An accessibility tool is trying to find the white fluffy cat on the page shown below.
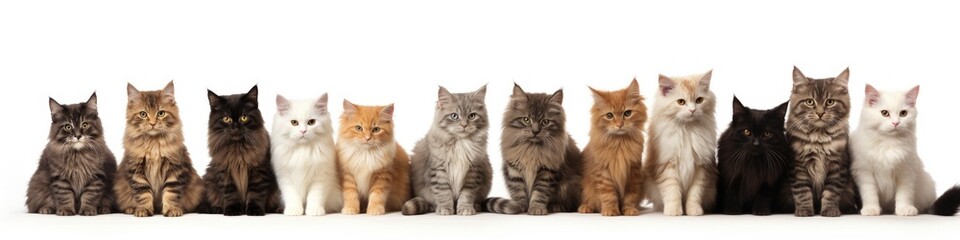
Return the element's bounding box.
[271,94,343,216]
[851,84,959,216]
[643,70,719,216]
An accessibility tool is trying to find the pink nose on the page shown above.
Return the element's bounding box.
[300,130,307,134]
[689,109,696,113]
[892,122,900,127]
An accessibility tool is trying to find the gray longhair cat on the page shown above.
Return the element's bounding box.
[786,66,859,217]
[27,93,118,216]
[403,85,493,216]
[485,84,582,215]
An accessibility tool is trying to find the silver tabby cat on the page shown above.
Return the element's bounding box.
[403,85,493,216]
[786,67,860,217]
[485,84,582,215]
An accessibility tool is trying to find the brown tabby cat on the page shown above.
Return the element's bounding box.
[336,100,411,215]
[578,79,648,216]
[114,81,205,217]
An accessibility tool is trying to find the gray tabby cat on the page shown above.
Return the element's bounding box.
[787,67,859,217]
[485,84,582,215]
[403,85,493,216]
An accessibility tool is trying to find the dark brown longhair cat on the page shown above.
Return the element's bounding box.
[27,93,117,216]
[114,81,205,217]
[202,85,281,216]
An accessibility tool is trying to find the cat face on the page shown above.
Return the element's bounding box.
[502,84,566,145]
[273,94,331,143]
[789,67,851,129]
[721,97,790,156]
[589,79,647,136]
[859,84,919,134]
[126,81,182,138]
[435,85,488,138]
[655,70,716,121]
[48,93,103,150]
[339,100,395,147]
[208,85,264,142]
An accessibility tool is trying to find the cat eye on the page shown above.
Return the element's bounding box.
[372,127,381,133]
[695,97,704,104]
[468,113,478,120]
[742,129,752,137]
[157,111,167,118]
[449,113,460,120]
[826,99,836,106]
[899,110,908,117]
[223,117,233,123]
[307,119,316,126]
[804,99,815,106]
[623,110,633,117]
[63,124,73,131]
[290,120,299,126]
[138,111,148,119]
[81,123,90,129]
[677,99,687,106]
[605,113,614,120]
[355,125,363,132]
[540,119,550,126]
[240,116,249,122]
[521,117,532,125]
[762,132,773,139]
[881,110,890,117]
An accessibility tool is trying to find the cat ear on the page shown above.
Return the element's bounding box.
[315,93,329,115]
[207,89,221,108]
[126,83,141,102]
[588,86,605,103]
[699,70,713,89]
[245,85,259,100]
[511,83,528,109]
[343,99,358,115]
[905,85,920,107]
[437,86,455,109]
[162,80,176,103]
[628,78,642,101]
[276,94,291,116]
[49,97,64,115]
[472,84,487,101]
[549,89,564,105]
[864,84,880,107]
[771,100,790,121]
[732,96,746,115]
[658,74,675,96]
[85,92,98,111]
[381,104,395,120]
[834,67,850,86]
[792,66,809,87]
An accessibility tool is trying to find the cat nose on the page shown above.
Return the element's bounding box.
[299,130,307,134]
[616,122,624,128]
[753,139,760,146]
[688,109,696,113]
[892,122,900,127]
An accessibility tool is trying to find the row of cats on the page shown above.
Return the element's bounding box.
[27,67,960,218]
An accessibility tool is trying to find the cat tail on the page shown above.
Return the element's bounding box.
[483,197,524,214]
[933,185,960,216]
[401,197,434,215]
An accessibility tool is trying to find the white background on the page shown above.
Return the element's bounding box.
[1,0,957,239]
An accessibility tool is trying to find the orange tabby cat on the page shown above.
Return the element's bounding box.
[578,79,648,216]
[336,100,411,215]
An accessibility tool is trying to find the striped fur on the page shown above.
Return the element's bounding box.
[403,86,492,215]
[485,84,583,215]
[786,67,859,217]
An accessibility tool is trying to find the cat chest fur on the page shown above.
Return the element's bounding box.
[342,142,396,199]
[437,139,482,198]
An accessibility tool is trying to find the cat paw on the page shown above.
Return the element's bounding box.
[341,207,360,215]
[686,205,704,216]
[366,206,386,215]
[133,208,153,217]
[528,206,549,216]
[601,207,621,217]
[163,208,184,217]
[56,208,76,216]
[663,205,683,216]
[820,207,841,217]
[896,206,918,216]
[224,204,244,216]
[247,205,266,216]
[79,206,99,216]
[38,208,55,215]
[860,205,882,216]
[305,207,326,216]
[284,206,304,216]
[98,206,112,214]
[795,207,815,217]
[623,207,642,216]
[457,207,477,216]
[577,205,596,214]
[436,207,455,216]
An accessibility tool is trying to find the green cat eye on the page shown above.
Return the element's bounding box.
[521,117,531,125]
[695,97,704,104]
[623,110,633,117]
[900,110,908,117]
[677,99,687,106]
[138,111,148,118]
[881,110,890,117]
[223,117,233,123]
[291,120,299,126]
[742,129,751,137]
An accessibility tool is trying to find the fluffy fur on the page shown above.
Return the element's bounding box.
[786,67,859,217]
[716,97,794,215]
[643,70,719,216]
[336,100,411,215]
[202,86,281,216]
[850,84,960,216]
[485,84,583,215]
[577,79,648,216]
[114,81,205,217]
[271,93,343,216]
[403,85,493,216]
[27,93,117,216]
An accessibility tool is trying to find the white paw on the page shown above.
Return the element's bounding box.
[685,205,704,216]
[860,205,882,216]
[305,207,326,216]
[896,205,918,216]
[663,204,683,216]
[284,206,304,216]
